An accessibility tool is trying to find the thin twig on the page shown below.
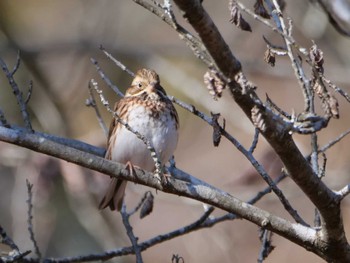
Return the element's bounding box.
[268,0,312,113]
[121,205,143,263]
[132,0,215,68]
[257,229,274,262]
[265,94,291,119]
[11,50,21,76]
[267,0,312,112]
[90,58,124,97]
[335,184,350,200]
[22,207,216,263]
[21,173,287,263]
[323,77,350,103]
[247,171,288,205]
[128,191,153,216]
[237,1,308,56]
[26,179,42,260]
[11,125,106,157]
[0,225,31,263]
[163,0,178,24]
[100,46,135,78]
[0,57,33,132]
[202,171,289,228]
[86,80,108,137]
[25,81,34,105]
[318,129,350,153]
[0,125,305,263]
[19,172,288,263]
[0,108,10,128]
[0,225,20,252]
[180,103,307,225]
[249,128,259,153]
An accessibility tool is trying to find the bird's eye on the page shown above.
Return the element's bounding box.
[138,83,143,88]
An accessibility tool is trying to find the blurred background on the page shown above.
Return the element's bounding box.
[0,1,350,262]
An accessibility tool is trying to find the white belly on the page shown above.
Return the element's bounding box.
[111,105,178,172]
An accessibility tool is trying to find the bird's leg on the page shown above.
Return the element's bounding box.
[125,161,138,177]
[156,165,172,187]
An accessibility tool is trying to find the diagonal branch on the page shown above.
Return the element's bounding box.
[26,180,42,260]
[0,56,33,132]
[20,207,216,263]
[0,126,319,256]
[169,0,349,261]
[121,205,143,263]
[132,0,214,68]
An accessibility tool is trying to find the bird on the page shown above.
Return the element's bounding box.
[99,68,179,211]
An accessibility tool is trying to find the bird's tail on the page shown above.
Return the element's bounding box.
[99,178,127,211]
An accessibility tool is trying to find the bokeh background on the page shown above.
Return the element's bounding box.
[1,1,350,262]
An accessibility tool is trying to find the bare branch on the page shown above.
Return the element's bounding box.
[0,225,31,262]
[24,80,33,105]
[269,0,313,112]
[1,1,349,262]
[11,50,21,76]
[323,77,350,103]
[26,179,42,260]
[335,184,350,200]
[0,126,318,254]
[121,205,143,263]
[0,57,33,132]
[127,191,154,218]
[0,108,10,128]
[0,225,20,252]
[238,1,308,56]
[319,129,350,153]
[20,207,215,263]
[247,171,288,205]
[170,98,307,225]
[100,45,135,78]
[265,94,291,119]
[132,0,214,67]
[257,229,274,262]
[169,1,349,260]
[86,80,108,137]
[170,92,305,224]
[249,128,260,153]
[207,111,306,225]
[90,58,124,98]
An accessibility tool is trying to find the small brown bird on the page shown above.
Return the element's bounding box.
[99,68,179,211]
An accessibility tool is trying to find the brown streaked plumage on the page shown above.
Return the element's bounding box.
[99,68,179,211]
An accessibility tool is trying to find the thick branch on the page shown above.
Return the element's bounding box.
[172,0,350,261]
[0,126,318,254]
[172,0,241,77]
